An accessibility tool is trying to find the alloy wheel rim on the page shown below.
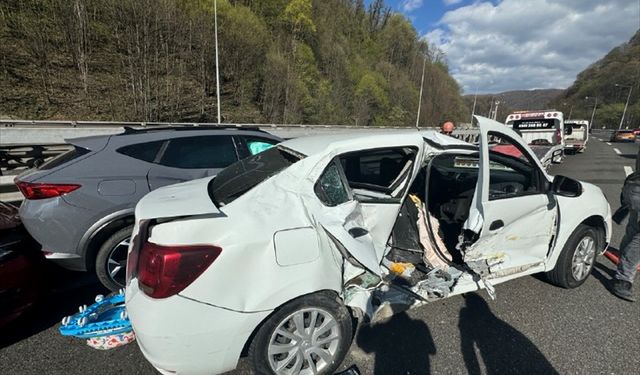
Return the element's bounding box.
[106,237,130,287]
[267,307,341,375]
[571,235,596,281]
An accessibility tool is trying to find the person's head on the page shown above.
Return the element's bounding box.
[441,121,455,135]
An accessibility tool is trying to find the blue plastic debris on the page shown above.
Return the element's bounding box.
[59,289,133,344]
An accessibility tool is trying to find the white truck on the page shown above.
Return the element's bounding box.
[505,110,566,170]
[563,120,589,153]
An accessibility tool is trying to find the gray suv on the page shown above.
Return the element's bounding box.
[16,127,281,291]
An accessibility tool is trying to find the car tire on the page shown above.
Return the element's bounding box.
[95,225,133,292]
[546,224,600,289]
[248,291,353,375]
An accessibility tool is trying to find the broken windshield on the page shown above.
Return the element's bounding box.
[208,146,303,206]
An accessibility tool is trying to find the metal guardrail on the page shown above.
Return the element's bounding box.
[1,144,71,173]
[0,119,436,130]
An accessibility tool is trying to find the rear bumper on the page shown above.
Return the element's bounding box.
[564,143,585,151]
[19,197,91,271]
[126,281,271,375]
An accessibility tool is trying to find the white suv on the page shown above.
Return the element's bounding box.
[125,117,611,375]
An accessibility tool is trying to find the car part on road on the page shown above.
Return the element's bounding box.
[59,291,136,349]
[546,224,600,288]
[248,292,353,375]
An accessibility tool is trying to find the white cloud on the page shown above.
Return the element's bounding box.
[427,0,640,93]
[402,0,424,13]
[443,0,463,6]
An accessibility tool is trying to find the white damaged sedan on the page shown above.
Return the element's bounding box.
[125,116,611,375]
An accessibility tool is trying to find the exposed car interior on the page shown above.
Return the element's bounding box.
[339,147,417,202]
[389,141,541,272]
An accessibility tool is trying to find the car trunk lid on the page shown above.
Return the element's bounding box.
[135,177,221,220]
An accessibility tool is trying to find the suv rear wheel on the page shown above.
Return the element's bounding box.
[248,292,352,375]
[95,225,133,291]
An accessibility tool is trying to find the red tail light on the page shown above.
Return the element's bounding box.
[555,129,562,142]
[137,241,221,299]
[14,179,81,200]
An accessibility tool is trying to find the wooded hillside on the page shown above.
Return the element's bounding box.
[552,30,640,128]
[0,0,468,127]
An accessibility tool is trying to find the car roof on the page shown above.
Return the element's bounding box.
[281,129,473,156]
[67,127,281,148]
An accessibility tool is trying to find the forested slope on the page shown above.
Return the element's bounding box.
[0,0,467,126]
[552,30,640,128]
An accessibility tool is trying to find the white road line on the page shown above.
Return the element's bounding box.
[614,148,621,155]
[624,166,633,176]
[606,142,612,146]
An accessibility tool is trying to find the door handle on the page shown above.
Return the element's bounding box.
[489,220,504,231]
[348,227,369,238]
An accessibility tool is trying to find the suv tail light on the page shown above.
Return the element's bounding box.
[14,180,81,200]
[137,241,221,299]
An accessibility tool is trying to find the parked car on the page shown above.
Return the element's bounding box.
[125,116,612,375]
[632,128,640,136]
[15,126,281,291]
[0,202,44,329]
[610,129,636,142]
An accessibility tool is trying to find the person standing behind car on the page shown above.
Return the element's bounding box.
[440,121,455,135]
[611,149,640,301]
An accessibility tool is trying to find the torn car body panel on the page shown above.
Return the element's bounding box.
[460,116,558,277]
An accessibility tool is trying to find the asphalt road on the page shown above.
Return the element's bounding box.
[1,133,638,375]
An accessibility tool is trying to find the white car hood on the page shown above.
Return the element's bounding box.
[135,177,220,220]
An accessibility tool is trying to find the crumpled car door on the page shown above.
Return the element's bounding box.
[318,200,382,277]
[463,116,557,276]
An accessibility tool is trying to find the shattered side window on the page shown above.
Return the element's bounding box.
[315,162,350,207]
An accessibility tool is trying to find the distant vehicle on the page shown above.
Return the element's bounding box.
[564,120,589,153]
[126,117,611,375]
[16,127,281,291]
[632,128,640,136]
[505,110,565,169]
[610,130,636,142]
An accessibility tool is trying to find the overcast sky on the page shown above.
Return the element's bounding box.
[382,0,640,94]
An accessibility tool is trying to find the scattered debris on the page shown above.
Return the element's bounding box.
[59,290,135,350]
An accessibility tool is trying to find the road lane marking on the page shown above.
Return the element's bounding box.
[624,166,633,176]
[614,148,621,155]
[606,142,612,146]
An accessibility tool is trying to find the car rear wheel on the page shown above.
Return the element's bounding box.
[96,225,133,291]
[248,292,352,375]
[546,224,599,288]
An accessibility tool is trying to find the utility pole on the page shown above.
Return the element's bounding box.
[493,100,500,120]
[567,105,573,120]
[214,0,221,124]
[615,83,632,129]
[586,96,598,130]
[415,55,427,129]
[488,98,494,118]
[470,86,478,125]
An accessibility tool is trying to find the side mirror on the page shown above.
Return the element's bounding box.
[551,175,582,197]
[564,126,573,135]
